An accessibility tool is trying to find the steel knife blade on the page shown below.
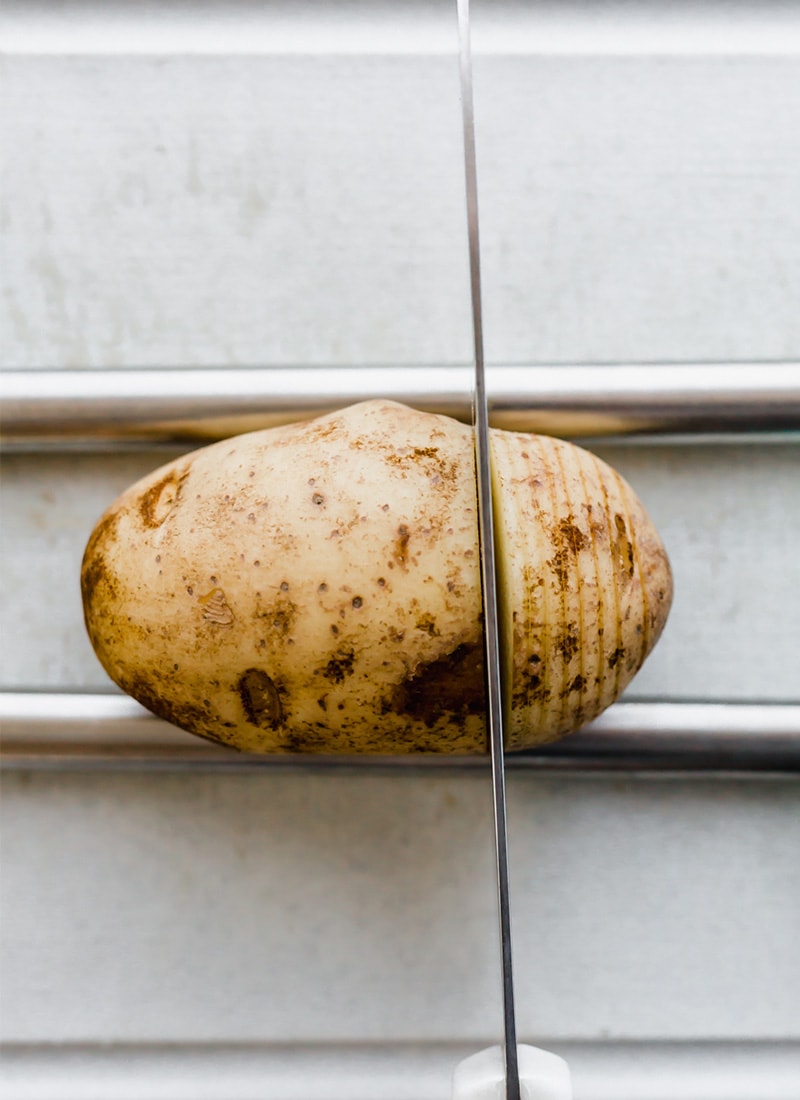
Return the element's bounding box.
[455,2,521,1097]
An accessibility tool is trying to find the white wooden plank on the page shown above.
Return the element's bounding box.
[2,1040,800,1100]
[1,771,798,1045]
[0,54,470,369]
[3,54,800,368]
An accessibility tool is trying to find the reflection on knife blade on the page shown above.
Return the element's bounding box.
[455,1,521,1097]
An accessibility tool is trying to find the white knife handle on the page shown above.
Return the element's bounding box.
[452,1045,572,1100]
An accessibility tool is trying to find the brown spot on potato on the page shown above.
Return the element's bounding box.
[238,668,284,730]
[139,469,187,528]
[282,732,308,753]
[125,674,225,744]
[384,445,438,467]
[555,627,579,663]
[300,418,343,443]
[321,649,355,684]
[608,646,625,669]
[264,599,295,637]
[80,512,123,647]
[81,552,114,606]
[512,660,551,709]
[591,522,608,543]
[415,614,440,636]
[548,549,570,589]
[381,446,460,505]
[394,525,410,567]
[557,518,587,554]
[614,513,635,577]
[546,515,588,590]
[81,508,119,579]
[386,643,484,729]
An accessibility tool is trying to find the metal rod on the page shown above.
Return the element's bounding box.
[2,363,800,450]
[2,695,798,773]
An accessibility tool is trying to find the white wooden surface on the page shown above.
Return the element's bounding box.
[3,770,800,1043]
[1,3,800,1097]
[3,30,800,367]
[1,771,799,1097]
[3,1041,800,1100]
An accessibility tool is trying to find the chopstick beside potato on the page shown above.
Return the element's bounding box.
[81,400,671,754]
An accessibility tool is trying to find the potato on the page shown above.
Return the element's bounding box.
[81,400,671,754]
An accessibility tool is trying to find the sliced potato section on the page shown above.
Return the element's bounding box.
[491,429,672,749]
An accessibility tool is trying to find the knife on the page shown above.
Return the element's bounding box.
[455,2,521,1098]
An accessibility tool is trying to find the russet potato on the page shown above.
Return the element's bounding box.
[81,400,672,753]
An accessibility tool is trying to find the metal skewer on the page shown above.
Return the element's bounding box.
[3,363,799,450]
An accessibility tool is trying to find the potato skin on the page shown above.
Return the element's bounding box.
[82,400,672,754]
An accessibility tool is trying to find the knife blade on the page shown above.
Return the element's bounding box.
[455,2,521,1098]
